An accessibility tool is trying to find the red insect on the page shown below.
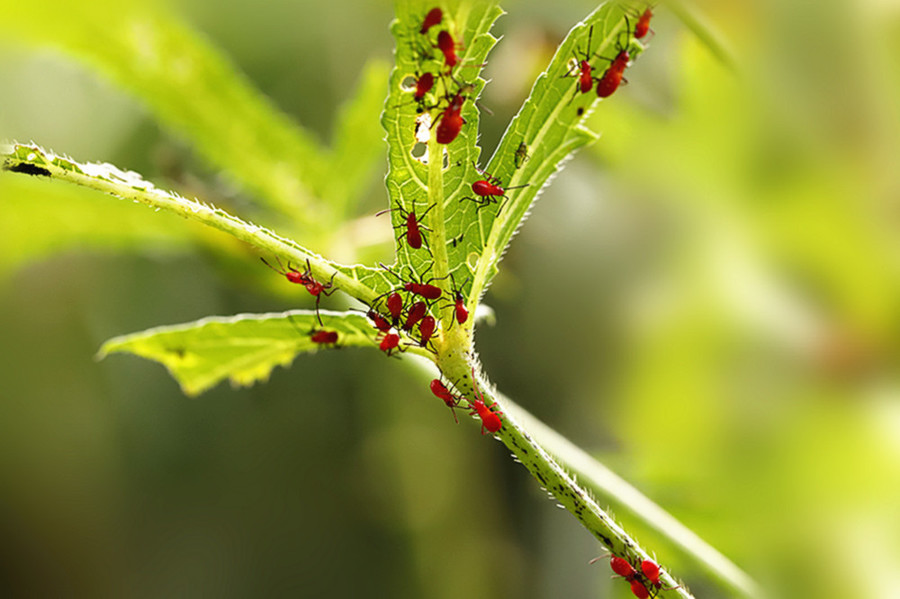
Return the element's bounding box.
[430,378,461,423]
[386,292,404,325]
[610,556,638,579]
[310,329,339,348]
[418,315,437,347]
[469,373,502,434]
[640,560,660,587]
[634,8,653,39]
[596,49,630,98]
[381,263,443,301]
[378,332,403,357]
[464,165,530,211]
[397,71,436,113]
[436,30,460,68]
[402,71,436,113]
[640,559,679,592]
[629,579,651,599]
[577,59,594,93]
[451,288,468,325]
[415,72,435,100]
[420,7,443,34]
[376,202,434,250]
[261,257,336,325]
[436,93,467,144]
[564,25,598,95]
[403,300,428,331]
[366,309,392,333]
[441,273,469,326]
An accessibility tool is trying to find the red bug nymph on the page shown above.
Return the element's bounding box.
[640,558,679,592]
[640,560,660,587]
[386,291,404,326]
[435,92,467,144]
[420,7,443,34]
[629,579,651,599]
[414,72,435,103]
[310,329,339,348]
[429,378,461,423]
[596,49,630,98]
[469,372,502,434]
[380,263,443,301]
[463,165,530,211]
[377,332,404,357]
[402,300,428,331]
[564,25,599,96]
[370,290,404,327]
[440,272,469,326]
[398,71,436,113]
[588,554,638,579]
[366,309,392,333]
[436,30,460,69]
[261,257,336,325]
[418,315,437,348]
[376,201,435,250]
[634,8,653,39]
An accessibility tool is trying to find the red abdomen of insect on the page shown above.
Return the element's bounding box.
[380,333,400,352]
[405,212,423,249]
[454,301,468,325]
[437,111,464,144]
[640,560,660,586]
[285,271,306,285]
[472,180,503,197]
[635,9,653,39]
[415,72,435,101]
[420,7,442,34]
[437,30,459,67]
[629,579,650,599]
[311,330,338,345]
[578,60,593,93]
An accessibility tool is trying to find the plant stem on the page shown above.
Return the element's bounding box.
[436,351,695,599]
[1,143,378,305]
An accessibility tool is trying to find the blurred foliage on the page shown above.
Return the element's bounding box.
[2,1,900,599]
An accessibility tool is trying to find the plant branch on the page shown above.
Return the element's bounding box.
[505,398,764,598]
[435,351,695,599]
[1,143,378,306]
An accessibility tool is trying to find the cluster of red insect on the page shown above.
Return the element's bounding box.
[261,8,656,360]
[398,8,534,226]
[592,554,675,598]
[398,7,476,145]
[362,263,469,358]
[566,7,653,103]
[429,372,503,434]
[260,253,467,357]
[260,257,349,348]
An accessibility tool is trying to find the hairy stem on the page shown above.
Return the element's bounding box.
[436,351,695,599]
[1,143,378,305]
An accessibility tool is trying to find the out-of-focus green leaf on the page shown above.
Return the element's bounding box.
[98,310,374,396]
[0,0,327,221]
[0,173,191,276]
[1,143,382,306]
[325,60,392,214]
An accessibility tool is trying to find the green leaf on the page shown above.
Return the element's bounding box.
[0,0,327,221]
[469,3,645,304]
[98,310,376,396]
[1,143,381,306]
[383,0,503,298]
[325,59,392,214]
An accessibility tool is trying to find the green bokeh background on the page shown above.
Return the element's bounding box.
[2,1,900,597]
